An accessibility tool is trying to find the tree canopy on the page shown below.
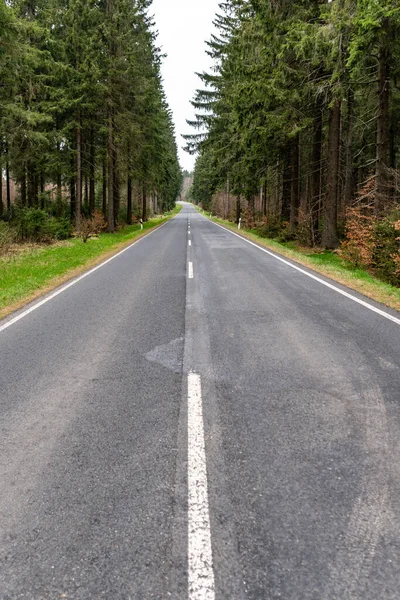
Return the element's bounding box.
[188,0,400,267]
[0,0,182,227]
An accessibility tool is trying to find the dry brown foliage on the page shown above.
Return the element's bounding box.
[340,205,377,268]
[340,180,377,268]
[77,210,106,243]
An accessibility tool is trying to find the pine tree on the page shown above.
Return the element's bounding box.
[189,0,400,253]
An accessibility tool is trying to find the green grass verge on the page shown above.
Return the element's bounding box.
[0,205,181,319]
[194,205,400,312]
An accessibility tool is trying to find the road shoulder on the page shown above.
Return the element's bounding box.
[0,206,182,322]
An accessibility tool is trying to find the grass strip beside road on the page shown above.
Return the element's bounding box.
[0,205,182,320]
[195,206,400,312]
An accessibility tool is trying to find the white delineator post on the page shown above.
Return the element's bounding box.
[238,217,242,230]
[187,373,215,600]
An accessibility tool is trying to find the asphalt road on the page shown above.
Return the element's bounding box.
[1,202,400,599]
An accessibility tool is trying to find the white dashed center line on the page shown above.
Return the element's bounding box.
[188,373,215,600]
[188,262,194,279]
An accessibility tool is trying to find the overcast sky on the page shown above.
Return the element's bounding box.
[151,0,220,172]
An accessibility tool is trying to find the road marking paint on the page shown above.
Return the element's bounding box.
[189,240,192,246]
[209,220,400,326]
[188,262,194,279]
[188,373,215,600]
[0,218,173,334]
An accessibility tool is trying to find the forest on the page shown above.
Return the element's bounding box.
[0,0,182,242]
[187,0,400,286]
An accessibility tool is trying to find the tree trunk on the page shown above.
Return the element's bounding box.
[281,146,291,221]
[311,105,323,243]
[236,195,241,224]
[127,174,132,224]
[76,119,82,231]
[34,173,39,207]
[290,136,300,231]
[102,156,107,218]
[225,176,230,219]
[26,162,37,207]
[274,160,280,215]
[262,180,267,217]
[89,129,95,214]
[70,136,75,220]
[107,113,114,232]
[248,195,255,226]
[389,117,396,170]
[27,170,39,208]
[322,99,341,249]
[70,176,76,220]
[84,174,89,209]
[56,141,62,206]
[106,0,115,231]
[376,18,390,213]
[142,181,147,222]
[343,87,354,213]
[56,171,62,204]
[27,166,34,207]
[113,152,119,227]
[19,169,26,208]
[70,145,76,221]
[389,116,397,202]
[40,173,45,209]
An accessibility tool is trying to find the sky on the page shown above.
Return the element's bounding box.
[151,0,220,173]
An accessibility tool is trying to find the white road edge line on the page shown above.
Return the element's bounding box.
[209,219,400,326]
[188,372,215,600]
[0,218,173,334]
[188,262,194,279]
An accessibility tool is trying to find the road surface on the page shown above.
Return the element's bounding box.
[1,202,400,599]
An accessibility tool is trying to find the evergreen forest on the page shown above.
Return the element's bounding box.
[0,0,182,238]
[187,0,400,285]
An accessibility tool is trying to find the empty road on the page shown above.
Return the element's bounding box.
[1,202,400,599]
